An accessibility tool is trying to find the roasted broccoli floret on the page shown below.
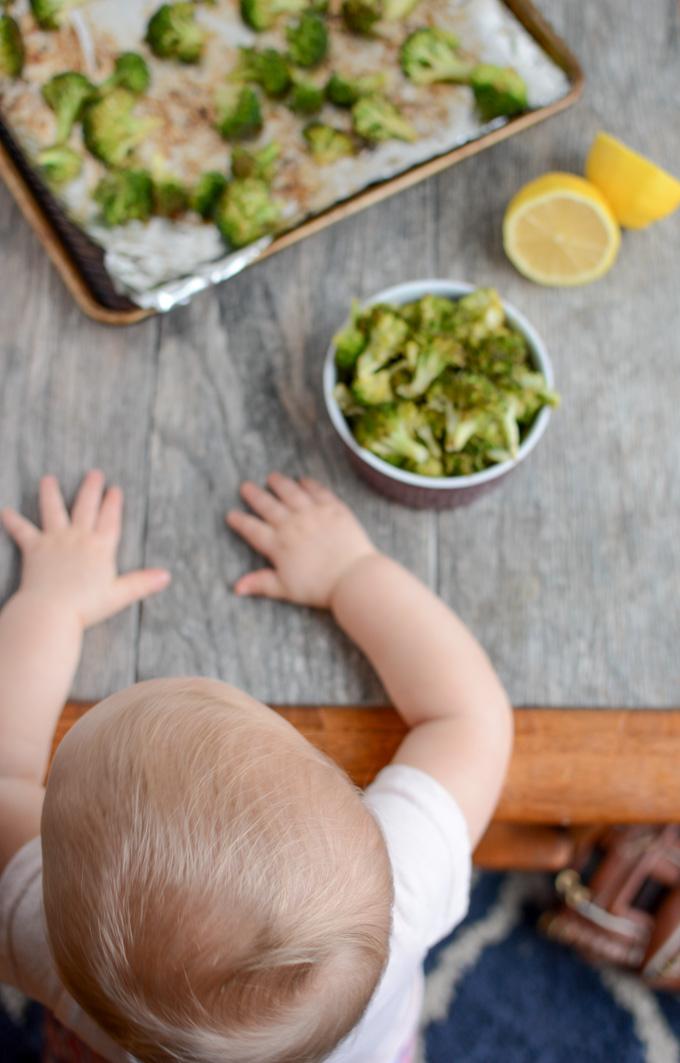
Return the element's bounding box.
[82,88,154,167]
[240,0,307,32]
[333,301,367,372]
[453,288,505,345]
[469,63,528,121]
[400,27,473,85]
[303,122,355,164]
[286,12,328,68]
[341,0,382,35]
[288,78,324,114]
[382,0,421,19]
[37,144,82,185]
[93,168,154,226]
[352,94,416,143]
[41,72,95,143]
[353,403,431,467]
[352,366,397,405]
[214,177,280,247]
[153,177,189,217]
[0,14,24,77]
[190,170,228,218]
[215,84,263,140]
[29,0,86,31]
[99,52,151,95]
[397,335,465,398]
[232,46,291,98]
[145,3,205,64]
[354,306,410,376]
[400,293,458,334]
[231,141,280,182]
[325,72,384,107]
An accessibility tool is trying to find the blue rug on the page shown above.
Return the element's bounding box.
[3,873,680,1062]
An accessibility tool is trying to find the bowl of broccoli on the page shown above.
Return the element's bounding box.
[323,280,558,508]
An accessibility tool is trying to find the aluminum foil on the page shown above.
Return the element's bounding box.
[0,0,572,312]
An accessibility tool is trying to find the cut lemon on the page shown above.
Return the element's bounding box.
[585,131,680,229]
[503,173,621,286]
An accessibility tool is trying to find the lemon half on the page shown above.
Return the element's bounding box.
[503,172,621,287]
[585,131,680,229]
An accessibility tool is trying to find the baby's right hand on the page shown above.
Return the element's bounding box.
[226,474,376,608]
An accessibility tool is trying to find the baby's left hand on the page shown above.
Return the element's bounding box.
[1,470,170,629]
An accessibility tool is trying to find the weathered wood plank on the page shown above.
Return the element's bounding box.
[432,0,680,707]
[137,184,440,703]
[0,185,160,699]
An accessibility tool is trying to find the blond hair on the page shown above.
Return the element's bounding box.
[42,678,392,1063]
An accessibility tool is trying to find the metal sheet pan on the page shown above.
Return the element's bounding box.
[0,0,583,325]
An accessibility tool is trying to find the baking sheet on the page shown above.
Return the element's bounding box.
[0,0,572,311]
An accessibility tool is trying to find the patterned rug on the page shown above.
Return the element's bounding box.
[3,873,680,1062]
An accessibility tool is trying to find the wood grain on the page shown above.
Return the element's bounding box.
[0,183,161,699]
[1,0,679,710]
[53,704,680,829]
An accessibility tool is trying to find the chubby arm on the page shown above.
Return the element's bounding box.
[227,474,512,846]
[0,471,170,873]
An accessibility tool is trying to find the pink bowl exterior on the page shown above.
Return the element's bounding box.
[344,439,515,508]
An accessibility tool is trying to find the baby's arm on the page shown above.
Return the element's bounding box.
[227,475,512,846]
[0,471,170,872]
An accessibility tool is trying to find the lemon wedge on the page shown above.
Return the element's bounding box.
[585,131,680,229]
[503,172,621,286]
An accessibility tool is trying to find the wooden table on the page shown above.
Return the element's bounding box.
[2,0,680,864]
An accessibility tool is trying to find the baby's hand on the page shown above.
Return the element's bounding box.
[1,471,170,629]
[226,473,376,608]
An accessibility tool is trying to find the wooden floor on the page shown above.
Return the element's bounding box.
[1,0,679,710]
[56,703,680,869]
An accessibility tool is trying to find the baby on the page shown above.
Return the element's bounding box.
[0,470,512,1063]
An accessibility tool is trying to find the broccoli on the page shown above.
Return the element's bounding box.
[0,14,23,77]
[382,0,421,18]
[99,52,151,95]
[396,335,465,398]
[288,78,324,115]
[303,122,355,164]
[452,288,505,345]
[400,293,458,334]
[352,366,397,405]
[231,141,280,182]
[325,71,384,107]
[240,0,307,32]
[153,177,189,217]
[82,87,155,167]
[215,84,263,140]
[190,170,228,218]
[341,0,382,35]
[353,403,431,467]
[37,144,82,186]
[41,72,95,143]
[29,0,86,31]
[355,306,410,377]
[400,27,474,85]
[286,12,328,68]
[333,301,367,372]
[93,169,154,226]
[214,177,280,247]
[352,94,417,143]
[333,382,365,416]
[231,46,291,98]
[145,3,205,64]
[469,63,528,121]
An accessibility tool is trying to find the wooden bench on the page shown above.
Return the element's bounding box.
[55,703,680,871]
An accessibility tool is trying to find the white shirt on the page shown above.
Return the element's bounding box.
[0,764,471,1063]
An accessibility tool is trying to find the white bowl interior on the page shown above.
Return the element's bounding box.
[323,279,554,491]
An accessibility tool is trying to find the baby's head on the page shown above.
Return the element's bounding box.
[42,678,392,1063]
